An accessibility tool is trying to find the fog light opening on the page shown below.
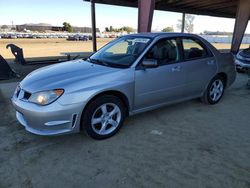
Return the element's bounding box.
[72,114,78,128]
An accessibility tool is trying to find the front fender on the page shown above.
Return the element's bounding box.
[57,80,135,111]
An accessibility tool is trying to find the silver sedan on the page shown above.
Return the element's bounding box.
[12,33,236,139]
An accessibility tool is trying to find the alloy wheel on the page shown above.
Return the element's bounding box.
[91,103,121,135]
[209,79,224,102]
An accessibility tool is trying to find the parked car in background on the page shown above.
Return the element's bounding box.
[1,34,7,38]
[67,35,88,41]
[235,46,250,72]
[16,34,23,38]
[9,34,17,39]
[67,35,77,41]
[12,33,236,139]
[79,35,88,41]
[0,33,90,39]
[109,34,116,38]
[22,34,29,38]
[36,35,45,39]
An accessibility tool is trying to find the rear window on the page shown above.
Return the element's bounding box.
[182,38,209,60]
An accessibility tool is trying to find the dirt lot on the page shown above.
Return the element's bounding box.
[0,64,250,187]
[0,38,249,59]
[0,38,113,59]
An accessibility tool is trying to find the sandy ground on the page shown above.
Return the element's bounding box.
[0,38,250,59]
[0,38,113,59]
[0,64,250,187]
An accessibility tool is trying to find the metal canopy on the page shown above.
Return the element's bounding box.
[86,0,250,53]
[85,0,243,19]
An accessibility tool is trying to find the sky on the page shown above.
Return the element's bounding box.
[0,0,250,33]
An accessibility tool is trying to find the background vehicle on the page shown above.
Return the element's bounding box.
[235,46,250,72]
[9,34,17,39]
[12,33,236,139]
[67,35,88,41]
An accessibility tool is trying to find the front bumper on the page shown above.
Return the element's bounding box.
[12,95,85,136]
[235,58,250,71]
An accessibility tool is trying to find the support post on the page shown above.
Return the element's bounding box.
[231,0,250,54]
[138,0,155,32]
[181,13,185,33]
[91,0,97,52]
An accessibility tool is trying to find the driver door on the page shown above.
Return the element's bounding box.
[134,38,187,110]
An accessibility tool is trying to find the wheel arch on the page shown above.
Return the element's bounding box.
[202,72,228,97]
[217,72,228,87]
[80,90,130,130]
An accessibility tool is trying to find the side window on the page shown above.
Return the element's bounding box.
[182,38,208,60]
[145,39,179,65]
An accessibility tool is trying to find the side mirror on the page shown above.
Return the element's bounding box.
[142,59,158,68]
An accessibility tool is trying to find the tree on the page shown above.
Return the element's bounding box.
[105,26,135,33]
[62,22,72,33]
[162,27,174,32]
[1,25,8,30]
[104,26,135,33]
[177,14,195,33]
[109,26,114,32]
[120,26,134,33]
[105,27,109,32]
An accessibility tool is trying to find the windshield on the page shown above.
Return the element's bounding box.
[88,36,152,68]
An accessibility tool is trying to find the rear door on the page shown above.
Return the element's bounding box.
[180,37,217,96]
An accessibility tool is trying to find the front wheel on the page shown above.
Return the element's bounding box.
[201,76,225,105]
[82,95,126,140]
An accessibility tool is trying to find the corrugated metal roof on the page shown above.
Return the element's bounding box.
[85,0,242,19]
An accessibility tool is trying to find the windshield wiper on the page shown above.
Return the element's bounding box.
[87,58,129,69]
[87,58,109,67]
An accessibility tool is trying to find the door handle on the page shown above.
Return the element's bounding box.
[207,60,215,65]
[172,66,181,72]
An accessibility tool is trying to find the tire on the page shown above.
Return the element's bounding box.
[82,95,126,140]
[236,68,245,73]
[201,75,225,105]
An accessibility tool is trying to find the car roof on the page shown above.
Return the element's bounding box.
[126,32,199,39]
[125,32,219,55]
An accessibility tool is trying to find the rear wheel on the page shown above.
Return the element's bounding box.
[82,95,126,139]
[201,75,225,105]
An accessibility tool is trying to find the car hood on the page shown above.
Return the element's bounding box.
[20,59,126,93]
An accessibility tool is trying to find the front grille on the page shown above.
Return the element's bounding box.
[236,56,250,64]
[241,60,250,65]
[23,91,31,100]
[16,86,31,100]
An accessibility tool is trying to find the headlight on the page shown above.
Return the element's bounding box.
[28,89,64,105]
